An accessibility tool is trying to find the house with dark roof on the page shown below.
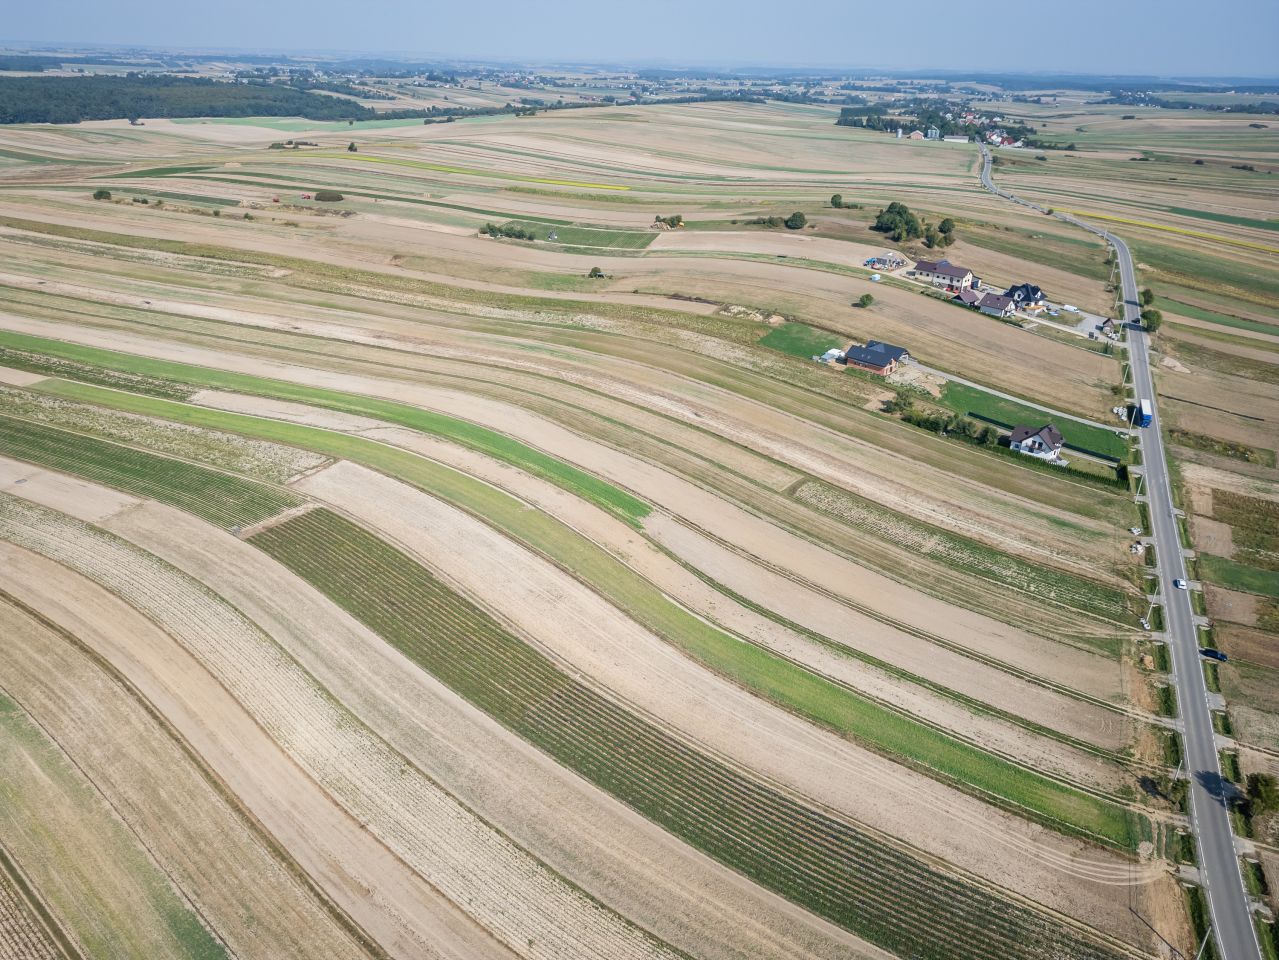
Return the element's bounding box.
[1009,424,1064,460]
[1005,283,1047,313]
[839,340,909,375]
[978,293,1016,318]
[955,288,983,307]
[910,258,977,291]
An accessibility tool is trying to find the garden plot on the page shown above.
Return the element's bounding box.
[0,495,681,960]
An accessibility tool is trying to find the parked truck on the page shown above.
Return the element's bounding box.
[1137,398,1153,428]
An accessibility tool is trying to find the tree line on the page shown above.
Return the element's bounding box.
[0,74,770,125]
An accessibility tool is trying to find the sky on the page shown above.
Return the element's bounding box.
[6,0,1279,77]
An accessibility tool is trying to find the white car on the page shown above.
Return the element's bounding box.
[1174,579,1188,590]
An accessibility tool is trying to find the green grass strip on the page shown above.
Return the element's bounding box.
[1198,554,1279,599]
[0,329,647,528]
[250,507,1131,960]
[500,220,655,249]
[0,414,298,529]
[30,374,1138,848]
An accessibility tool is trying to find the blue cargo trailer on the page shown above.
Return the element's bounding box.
[1137,398,1153,427]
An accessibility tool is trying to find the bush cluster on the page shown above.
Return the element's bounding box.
[482,222,535,240]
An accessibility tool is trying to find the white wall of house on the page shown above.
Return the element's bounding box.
[1012,438,1061,460]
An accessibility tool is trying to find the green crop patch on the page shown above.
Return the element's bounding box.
[758,322,844,359]
[0,414,299,529]
[1199,554,1279,599]
[250,508,1132,960]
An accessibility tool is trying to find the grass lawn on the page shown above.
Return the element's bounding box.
[501,220,655,249]
[938,382,1130,460]
[758,322,844,359]
[1198,554,1279,599]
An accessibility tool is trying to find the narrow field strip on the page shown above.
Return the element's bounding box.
[0,495,683,960]
[16,380,1142,845]
[303,152,634,190]
[0,414,300,529]
[0,385,327,483]
[1060,209,1279,255]
[0,687,229,960]
[0,596,377,960]
[249,507,1136,960]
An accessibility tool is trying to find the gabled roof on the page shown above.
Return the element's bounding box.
[914,259,972,279]
[1009,424,1064,447]
[956,288,983,305]
[979,293,1014,311]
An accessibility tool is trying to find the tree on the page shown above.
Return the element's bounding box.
[92,189,111,200]
[857,294,874,308]
[938,218,955,235]
[1141,308,1162,332]
[588,266,604,279]
[871,201,922,242]
[784,211,807,230]
[1140,287,1155,306]
[347,141,358,152]
[830,194,843,208]
[923,226,940,248]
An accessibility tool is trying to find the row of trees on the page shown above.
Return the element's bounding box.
[482,222,535,240]
[0,74,386,124]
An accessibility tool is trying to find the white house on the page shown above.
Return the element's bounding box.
[1009,424,1064,460]
[911,258,977,291]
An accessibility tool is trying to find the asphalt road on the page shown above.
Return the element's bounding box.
[978,144,1261,960]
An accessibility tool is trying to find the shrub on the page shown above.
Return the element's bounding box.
[655,214,683,228]
[857,294,874,308]
[785,211,807,230]
[830,194,843,208]
[92,189,111,200]
[314,190,344,202]
[347,141,358,152]
[588,266,604,279]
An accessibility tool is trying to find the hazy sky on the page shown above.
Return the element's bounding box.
[6,0,1278,77]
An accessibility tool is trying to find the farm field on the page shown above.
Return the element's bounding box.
[4,83,1275,960]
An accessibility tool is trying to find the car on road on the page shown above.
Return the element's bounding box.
[1174,578,1188,590]
[1200,648,1229,663]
